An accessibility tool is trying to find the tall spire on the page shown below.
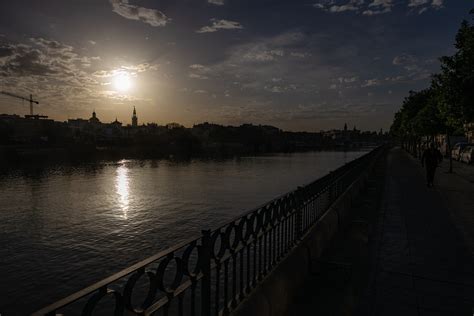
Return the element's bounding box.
[132,106,138,127]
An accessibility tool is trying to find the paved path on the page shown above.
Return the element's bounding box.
[363,148,474,315]
[446,159,474,184]
[433,159,474,257]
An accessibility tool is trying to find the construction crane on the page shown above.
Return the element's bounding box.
[0,91,39,116]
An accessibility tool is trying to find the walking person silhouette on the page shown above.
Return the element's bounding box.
[421,143,443,187]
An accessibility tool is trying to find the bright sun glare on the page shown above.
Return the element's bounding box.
[113,73,132,92]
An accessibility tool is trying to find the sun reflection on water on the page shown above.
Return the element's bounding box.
[116,163,130,219]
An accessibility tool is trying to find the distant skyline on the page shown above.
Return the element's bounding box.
[0,1,471,131]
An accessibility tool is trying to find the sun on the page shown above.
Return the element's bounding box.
[113,73,132,92]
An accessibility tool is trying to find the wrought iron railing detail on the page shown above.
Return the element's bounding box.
[33,146,383,316]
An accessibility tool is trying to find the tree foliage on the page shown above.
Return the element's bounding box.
[391,9,474,141]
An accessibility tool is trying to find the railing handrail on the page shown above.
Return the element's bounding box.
[32,234,202,316]
[32,146,383,316]
[211,147,377,232]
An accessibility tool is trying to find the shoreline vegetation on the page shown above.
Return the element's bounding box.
[0,121,387,166]
[0,139,380,167]
[390,10,474,158]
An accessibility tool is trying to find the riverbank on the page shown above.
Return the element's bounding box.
[0,143,377,168]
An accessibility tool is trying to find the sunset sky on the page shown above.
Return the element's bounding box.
[0,0,471,131]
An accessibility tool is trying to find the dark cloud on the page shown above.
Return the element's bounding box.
[0,36,156,114]
[0,38,96,77]
[1,48,57,76]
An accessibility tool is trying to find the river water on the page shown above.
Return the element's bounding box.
[0,150,367,314]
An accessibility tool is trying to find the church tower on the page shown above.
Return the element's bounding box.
[89,109,100,124]
[132,106,138,127]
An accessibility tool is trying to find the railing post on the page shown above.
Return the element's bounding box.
[328,171,334,204]
[295,188,303,239]
[200,229,212,316]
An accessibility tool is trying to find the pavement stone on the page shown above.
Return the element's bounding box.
[366,148,474,316]
[286,148,474,316]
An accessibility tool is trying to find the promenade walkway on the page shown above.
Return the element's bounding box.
[359,147,474,315]
[435,159,474,257]
[289,147,474,315]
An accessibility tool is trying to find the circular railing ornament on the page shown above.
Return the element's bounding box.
[82,287,125,316]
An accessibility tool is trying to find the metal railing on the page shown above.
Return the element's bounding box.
[33,146,384,316]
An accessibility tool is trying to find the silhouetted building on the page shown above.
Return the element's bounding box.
[132,107,138,127]
[89,110,100,124]
[68,118,88,130]
[110,118,122,128]
[0,113,57,144]
[166,122,184,129]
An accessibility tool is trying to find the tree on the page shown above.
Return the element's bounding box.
[412,90,444,140]
[391,9,474,172]
[391,90,434,156]
[432,10,474,171]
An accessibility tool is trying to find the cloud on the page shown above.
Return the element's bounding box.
[313,0,362,14]
[189,73,209,79]
[0,36,156,112]
[99,90,151,102]
[361,79,380,87]
[392,53,434,79]
[189,31,335,97]
[244,49,284,62]
[122,63,158,72]
[314,0,443,15]
[188,64,211,80]
[0,38,97,77]
[229,32,305,63]
[328,4,359,12]
[208,0,224,5]
[0,37,103,110]
[189,64,210,71]
[392,53,417,66]
[196,19,243,33]
[338,76,358,83]
[363,0,393,15]
[109,0,170,27]
[368,0,393,7]
[431,0,443,8]
[264,84,298,93]
[213,102,386,126]
[290,52,312,58]
[408,0,444,13]
[92,63,158,78]
[178,27,433,129]
[408,0,429,7]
